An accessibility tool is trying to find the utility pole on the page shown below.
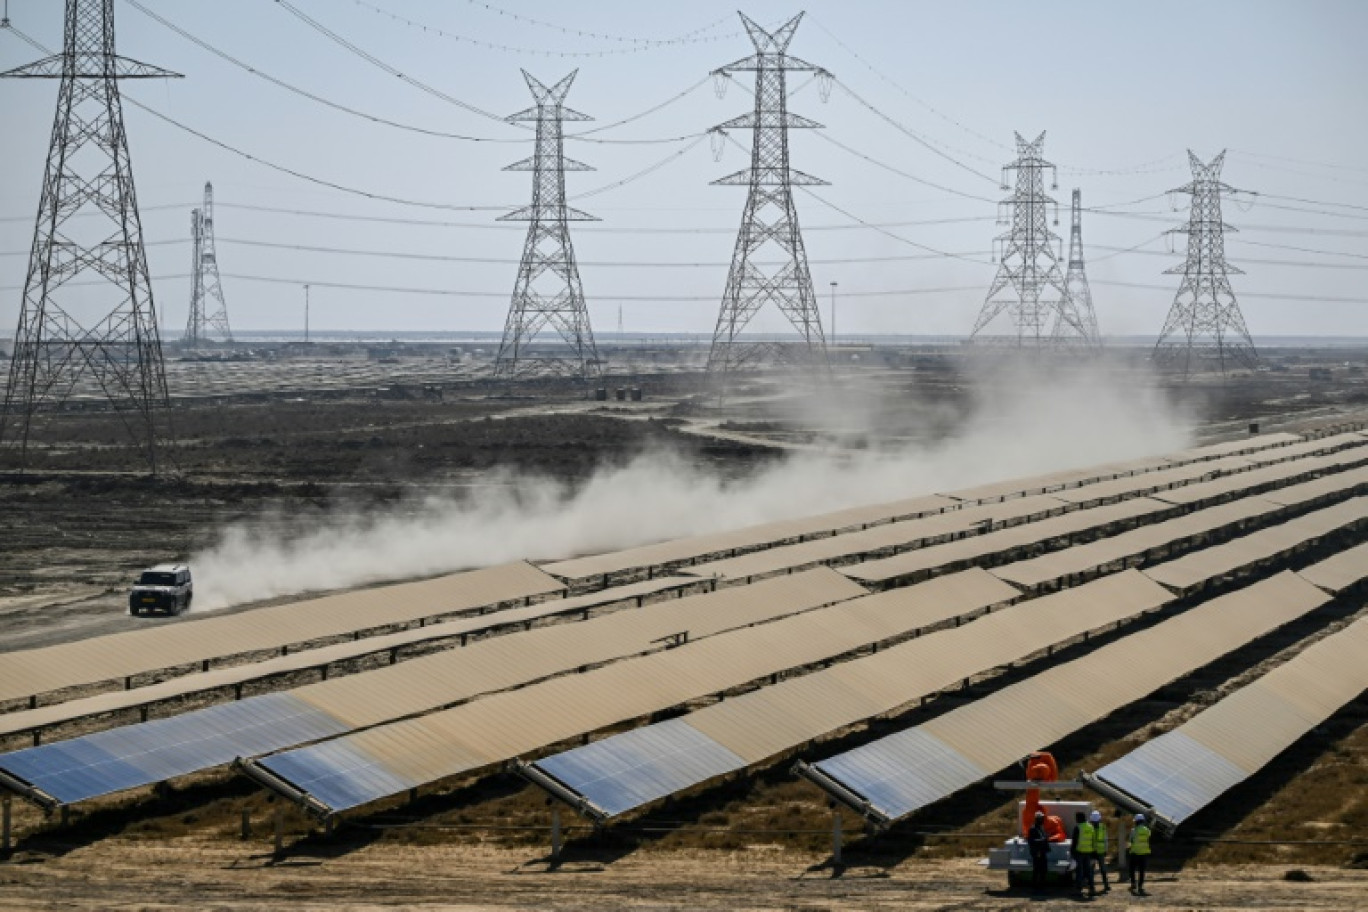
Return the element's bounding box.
[0,0,181,474]
[970,132,1097,349]
[1059,189,1101,346]
[494,70,601,380]
[303,285,310,343]
[183,182,233,346]
[1153,151,1256,376]
[707,12,831,386]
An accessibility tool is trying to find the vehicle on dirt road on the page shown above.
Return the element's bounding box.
[129,563,193,616]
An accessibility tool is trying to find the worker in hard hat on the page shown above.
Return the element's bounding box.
[1027,810,1051,893]
[1071,811,1097,898]
[1089,809,1112,893]
[1129,814,1153,896]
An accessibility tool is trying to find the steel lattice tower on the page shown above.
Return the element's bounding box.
[707,12,829,380]
[494,70,600,380]
[1059,188,1101,345]
[0,0,179,473]
[971,132,1096,348]
[184,182,233,346]
[1154,151,1257,375]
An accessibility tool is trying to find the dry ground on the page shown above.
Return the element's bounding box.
[3,346,1368,908]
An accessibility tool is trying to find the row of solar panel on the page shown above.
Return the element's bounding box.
[524,533,1366,825]
[0,430,1348,716]
[0,569,863,806]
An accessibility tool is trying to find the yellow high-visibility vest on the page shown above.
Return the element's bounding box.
[1130,825,1152,856]
[1075,822,1096,854]
[1094,824,1108,853]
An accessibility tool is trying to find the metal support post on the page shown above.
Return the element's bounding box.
[831,806,843,865]
[551,805,562,860]
[240,808,251,840]
[273,804,284,855]
[2,796,10,855]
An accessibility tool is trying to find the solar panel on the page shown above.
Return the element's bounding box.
[1298,541,1368,593]
[689,494,1068,581]
[0,561,563,706]
[248,569,1025,815]
[0,576,705,741]
[0,693,349,807]
[989,496,1284,590]
[1143,497,1368,592]
[0,569,861,807]
[803,572,1329,826]
[519,571,1173,821]
[1086,614,1368,833]
[841,497,1172,585]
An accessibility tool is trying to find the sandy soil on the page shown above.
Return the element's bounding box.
[1,842,1366,911]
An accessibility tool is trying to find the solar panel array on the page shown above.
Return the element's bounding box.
[838,496,1173,586]
[988,496,1286,590]
[1087,614,1368,832]
[686,493,1070,582]
[523,571,1173,820]
[248,569,1023,814]
[0,569,861,806]
[1142,497,1368,592]
[804,572,1331,826]
[0,561,564,705]
[0,576,705,741]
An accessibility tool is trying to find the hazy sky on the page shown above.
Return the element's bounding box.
[1,0,1366,339]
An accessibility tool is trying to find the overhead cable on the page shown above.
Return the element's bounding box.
[273,0,507,123]
[832,80,1001,185]
[456,0,734,45]
[350,0,741,57]
[126,0,524,143]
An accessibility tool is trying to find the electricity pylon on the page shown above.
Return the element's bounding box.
[0,0,179,473]
[971,131,1096,348]
[184,181,233,346]
[1058,188,1101,345]
[1153,150,1257,375]
[707,12,830,381]
[494,70,600,380]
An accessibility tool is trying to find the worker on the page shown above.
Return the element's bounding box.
[1071,811,1097,898]
[1089,809,1111,893]
[1027,810,1051,893]
[1129,813,1152,896]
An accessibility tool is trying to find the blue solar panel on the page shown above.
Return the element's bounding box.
[1094,732,1247,827]
[533,720,746,817]
[258,739,414,813]
[812,727,990,822]
[0,693,349,805]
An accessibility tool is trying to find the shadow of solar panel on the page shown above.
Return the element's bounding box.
[534,720,746,817]
[0,693,349,805]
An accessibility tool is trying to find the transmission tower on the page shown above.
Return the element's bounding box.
[184,182,233,346]
[1058,188,1101,345]
[0,0,179,473]
[971,132,1097,348]
[707,12,830,380]
[1153,151,1257,375]
[494,70,600,380]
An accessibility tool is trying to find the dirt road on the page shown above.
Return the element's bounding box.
[1,840,1365,911]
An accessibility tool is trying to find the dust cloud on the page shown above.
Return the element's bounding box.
[191,363,1193,611]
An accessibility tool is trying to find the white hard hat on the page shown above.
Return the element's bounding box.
[1134,813,1146,823]
[1089,810,1102,822]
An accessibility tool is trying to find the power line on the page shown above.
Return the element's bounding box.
[812,132,997,203]
[831,79,1001,185]
[1230,238,1368,262]
[1229,149,1368,175]
[126,0,524,143]
[806,14,1007,156]
[350,0,742,57]
[1095,279,1368,305]
[455,0,734,45]
[273,0,506,123]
